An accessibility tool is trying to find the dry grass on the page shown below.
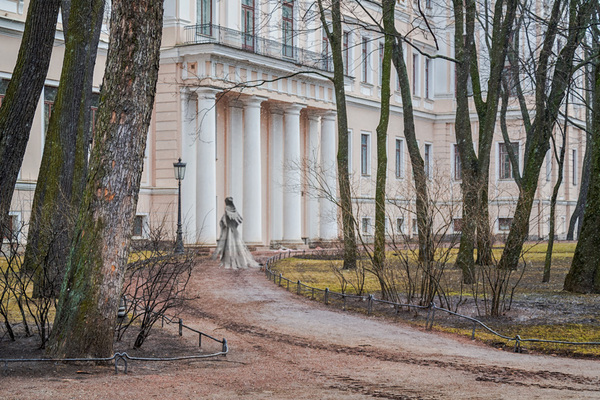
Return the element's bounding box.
[270,242,600,357]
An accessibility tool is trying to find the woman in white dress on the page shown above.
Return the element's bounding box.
[212,197,259,269]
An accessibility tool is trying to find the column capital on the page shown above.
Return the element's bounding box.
[320,110,337,122]
[307,112,320,122]
[243,95,268,108]
[195,86,220,100]
[283,103,306,115]
[228,98,245,109]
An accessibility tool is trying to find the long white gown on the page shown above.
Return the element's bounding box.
[212,198,259,269]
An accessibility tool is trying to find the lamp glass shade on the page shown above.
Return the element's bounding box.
[173,158,186,181]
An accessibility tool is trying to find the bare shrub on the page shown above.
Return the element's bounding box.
[116,224,197,349]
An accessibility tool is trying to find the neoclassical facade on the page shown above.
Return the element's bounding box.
[1,0,587,248]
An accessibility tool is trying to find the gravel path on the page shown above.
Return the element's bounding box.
[2,259,599,399]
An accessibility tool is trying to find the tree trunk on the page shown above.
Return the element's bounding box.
[318,0,357,270]
[0,0,61,228]
[372,0,394,299]
[543,124,566,283]
[48,0,164,358]
[390,30,433,266]
[564,45,600,293]
[24,0,105,298]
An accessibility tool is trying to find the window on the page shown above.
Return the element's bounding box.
[44,86,58,133]
[425,58,431,99]
[395,138,404,178]
[361,217,372,235]
[361,133,370,175]
[499,142,519,180]
[133,215,146,237]
[453,218,463,233]
[498,217,513,232]
[453,144,462,180]
[572,148,578,185]
[282,0,294,58]
[343,31,350,75]
[396,218,404,234]
[412,218,418,234]
[322,30,330,71]
[545,149,552,182]
[424,143,432,178]
[0,78,9,107]
[412,53,420,96]
[426,0,432,8]
[361,37,369,83]
[197,0,212,35]
[242,0,255,50]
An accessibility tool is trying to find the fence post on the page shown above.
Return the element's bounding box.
[312,287,315,300]
[222,338,228,355]
[325,288,329,305]
[394,304,399,315]
[179,318,183,336]
[471,321,477,340]
[279,273,282,286]
[297,280,301,295]
[199,333,202,347]
[367,294,373,315]
[343,294,346,311]
[287,279,290,291]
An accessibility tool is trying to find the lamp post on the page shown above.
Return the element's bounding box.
[173,158,186,254]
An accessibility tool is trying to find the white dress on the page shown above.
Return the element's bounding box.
[212,202,259,269]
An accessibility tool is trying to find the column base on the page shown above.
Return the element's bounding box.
[270,240,309,250]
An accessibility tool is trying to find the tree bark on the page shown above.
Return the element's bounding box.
[24,0,105,298]
[318,0,357,270]
[564,40,600,293]
[372,0,394,299]
[0,0,61,228]
[48,0,164,358]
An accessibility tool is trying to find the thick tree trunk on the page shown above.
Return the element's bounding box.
[0,0,61,228]
[24,0,105,298]
[48,0,164,358]
[564,50,600,293]
[318,0,357,270]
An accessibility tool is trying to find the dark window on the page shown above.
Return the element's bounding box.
[498,218,513,231]
[198,0,212,35]
[2,214,17,241]
[242,0,255,50]
[282,0,294,57]
[499,142,519,180]
[322,30,330,70]
[379,42,384,85]
[361,134,369,175]
[453,218,463,232]
[44,86,58,133]
[424,143,432,178]
[425,58,431,98]
[361,37,368,82]
[133,215,144,237]
[361,217,371,235]
[572,149,577,185]
[412,53,419,95]
[395,138,404,178]
[396,218,404,234]
[343,31,350,75]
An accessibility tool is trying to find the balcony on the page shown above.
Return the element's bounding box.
[184,24,333,73]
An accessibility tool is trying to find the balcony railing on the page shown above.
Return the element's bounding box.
[184,24,333,73]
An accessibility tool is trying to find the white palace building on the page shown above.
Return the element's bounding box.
[1,0,587,247]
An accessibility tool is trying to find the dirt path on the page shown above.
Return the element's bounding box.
[2,259,599,399]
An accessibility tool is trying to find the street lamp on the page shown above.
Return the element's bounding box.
[173,158,186,254]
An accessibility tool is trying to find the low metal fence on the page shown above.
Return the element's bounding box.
[1,312,228,375]
[264,249,600,353]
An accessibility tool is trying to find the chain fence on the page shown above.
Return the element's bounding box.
[263,249,600,353]
[2,312,228,375]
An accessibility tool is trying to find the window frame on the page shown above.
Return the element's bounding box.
[498,141,519,180]
[282,0,294,58]
[360,132,371,176]
[361,37,369,83]
[395,137,404,179]
[452,143,462,181]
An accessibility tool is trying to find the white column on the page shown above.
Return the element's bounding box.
[196,88,219,245]
[320,111,338,240]
[283,104,304,242]
[269,107,284,242]
[306,113,320,240]
[180,89,197,244]
[243,96,266,243]
[228,100,244,209]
